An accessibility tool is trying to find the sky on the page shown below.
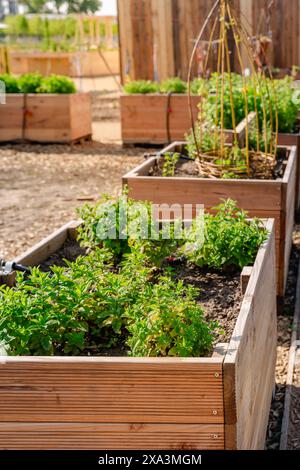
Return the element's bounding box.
[99,0,117,16]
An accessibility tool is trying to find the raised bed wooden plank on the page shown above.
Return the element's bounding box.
[9,51,120,78]
[0,423,224,450]
[120,94,201,145]
[9,52,71,76]
[70,50,120,77]
[0,93,92,144]
[0,95,23,141]
[0,358,224,424]
[278,132,300,210]
[224,219,277,449]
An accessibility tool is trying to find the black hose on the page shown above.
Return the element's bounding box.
[166,92,173,144]
[144,152,194,162]
[12,263,31,274]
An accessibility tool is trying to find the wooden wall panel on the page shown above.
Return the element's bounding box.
[118,0,300,83]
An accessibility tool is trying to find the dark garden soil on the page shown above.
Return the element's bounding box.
[171,262,242,345]
[150,152,285,180]
[39,238,86,272]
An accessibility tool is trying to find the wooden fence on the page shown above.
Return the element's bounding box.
[117,0,300,83]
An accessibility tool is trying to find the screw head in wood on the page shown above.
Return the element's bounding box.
[212,410,218,415]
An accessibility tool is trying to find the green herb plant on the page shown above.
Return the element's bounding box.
[123,80,159,95]
[160,77,187,94]
[0,74,20,93]
[123,78,204,95]
[0,73,76,94]
[162,152,180,176]
[184,199,268,269]
[18,73,43,93]
[37,75,76,94]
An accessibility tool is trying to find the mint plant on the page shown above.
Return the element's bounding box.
[77,194,180,265]
[184,199,268,269]
[126,279,216,357]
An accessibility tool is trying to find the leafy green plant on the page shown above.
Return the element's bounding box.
[184,199,268,269]
[124,80,159,95]
[18,73,43,93]
[0,246,216,358]
[0,74,20,93]
[162,152,180,176]
[292,65,300,78]
[77,194,180,266]
[37,75,76,94]
[0,248,149,356]
[201,73,246,130]
[160,77,187,94]
[123,78,209,95]
[185,122,221,158]
[0,73,77,94]
[190,77,207,95]
[199,73,298,134]
[126,278,215,357]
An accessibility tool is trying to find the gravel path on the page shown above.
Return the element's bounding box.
[266,225,300,449]
[0,142,144,260]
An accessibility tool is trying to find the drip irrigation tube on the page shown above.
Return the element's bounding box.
[144,152,195,162]
[0,259,31,276]
[166,91,173,144]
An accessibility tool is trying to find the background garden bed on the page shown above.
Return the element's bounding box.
[278,129,300,209]
[0,93,92,143]
[120,94,201,145]
[0,219,276,450]
[9,50,120,78]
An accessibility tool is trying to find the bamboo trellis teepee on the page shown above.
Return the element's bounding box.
[187,0,279,180]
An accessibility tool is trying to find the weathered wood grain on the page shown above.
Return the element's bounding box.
[0,93,92,143]
[9,51,119,78]
[120,94,200,144]
[0,95,23,141]
[278,132,300,210]
[118,0,300,82]
[224,219,277,449]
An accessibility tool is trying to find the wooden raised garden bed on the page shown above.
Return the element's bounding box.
[70,50,120,77]
[278,127,300,210]
[9,52,71,76]
[123,143,297,297]
[120,94,201,145]
[0,219,277,450]
[9,50,120,78]
[0,92,92,143]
